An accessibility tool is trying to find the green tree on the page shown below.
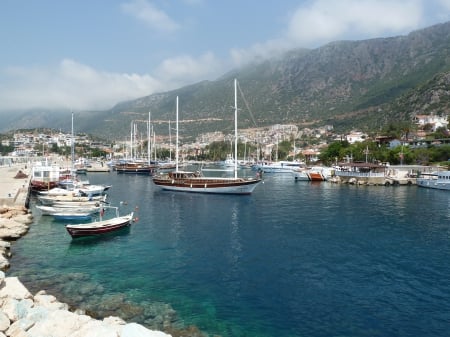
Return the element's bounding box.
[318,140,350,165]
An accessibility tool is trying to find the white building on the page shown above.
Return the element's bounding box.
[413,114,448,131]
[346,131,368,144]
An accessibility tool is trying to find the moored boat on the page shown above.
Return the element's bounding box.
[37,194,107,206]
[152,79,262,195]
[65,206,134,238]
[30,160,61,192]
[254,161,304,174]
[53,212,93,221]
[153,170,261,194]
[36,204,101,215]
[115,161,158,175]
[306,166,333,181]
[291,168,310,181]
[416,170,450,190]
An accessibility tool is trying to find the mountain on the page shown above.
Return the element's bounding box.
[2,21,450,140]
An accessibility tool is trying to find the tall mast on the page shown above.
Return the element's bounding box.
[71,111,74,168]
[234,79,238,179]
[148,111,151,164]
[130,121,133,160]
[176,96,179,172]
[169,120,172,162]
[153,129,156,161]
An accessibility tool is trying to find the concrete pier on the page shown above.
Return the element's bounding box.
[0,163,31,208]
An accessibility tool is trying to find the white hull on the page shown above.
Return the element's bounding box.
[255,161,304,174]
[291,169,310,181]
[417,171,450,190]
[36,205,101,215]
[38,194,106,206]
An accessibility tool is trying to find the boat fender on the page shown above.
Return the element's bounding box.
[204,184,207,188]
[171,180,175,184]
[190,184,192,188]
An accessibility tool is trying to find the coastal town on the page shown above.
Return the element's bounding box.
[2,112,449,164]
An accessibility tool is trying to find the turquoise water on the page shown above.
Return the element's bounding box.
[8,171,450,337]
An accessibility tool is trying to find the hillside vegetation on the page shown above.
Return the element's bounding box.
[2,22,450,140]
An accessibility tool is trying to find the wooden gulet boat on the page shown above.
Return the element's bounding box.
[152,79,262,195]
[65,206,135,238]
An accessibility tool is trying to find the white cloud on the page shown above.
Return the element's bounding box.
[121,0,180,33]
[155,52,224,85]
[286,0,424,47]
[437,0,450,9]
[0,60,162,111]
[435,0,450,21]
[230,39,291,67]
[0,54,228,112]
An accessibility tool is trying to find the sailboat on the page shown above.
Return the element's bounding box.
[115,113,158,175]
[152,79,262,194]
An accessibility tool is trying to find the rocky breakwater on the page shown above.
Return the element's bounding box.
[0,271,170,337]
[0,206,32,271]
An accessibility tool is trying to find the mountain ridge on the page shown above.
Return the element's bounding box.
[2,21,450,140]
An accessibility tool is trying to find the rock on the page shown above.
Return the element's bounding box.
[0,219,29,240]
[0,278,32,300]
[33,291,69,311]
[26,309,92,337]
[0,310,10,332]
[12,214,33,226]
[122,322,172,337]
[0,257,10,272]
[0,271,173,337]
[2,298,20,321]
[66,319,121,337]
[0,242,9,250]
[103,316,126,326]
[5,317,34,336]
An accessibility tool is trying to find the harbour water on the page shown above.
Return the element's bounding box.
[7,170,450,337]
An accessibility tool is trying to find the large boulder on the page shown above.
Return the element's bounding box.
[0,310,10,332]
[26,309,92,336]
[33,291,69,311]
[0,219,29,240]
[0,278,32,300]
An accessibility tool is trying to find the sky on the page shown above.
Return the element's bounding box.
[0,0,449,112]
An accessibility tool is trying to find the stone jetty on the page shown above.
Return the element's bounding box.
[0,163,172,337]
[0,272,169,337]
